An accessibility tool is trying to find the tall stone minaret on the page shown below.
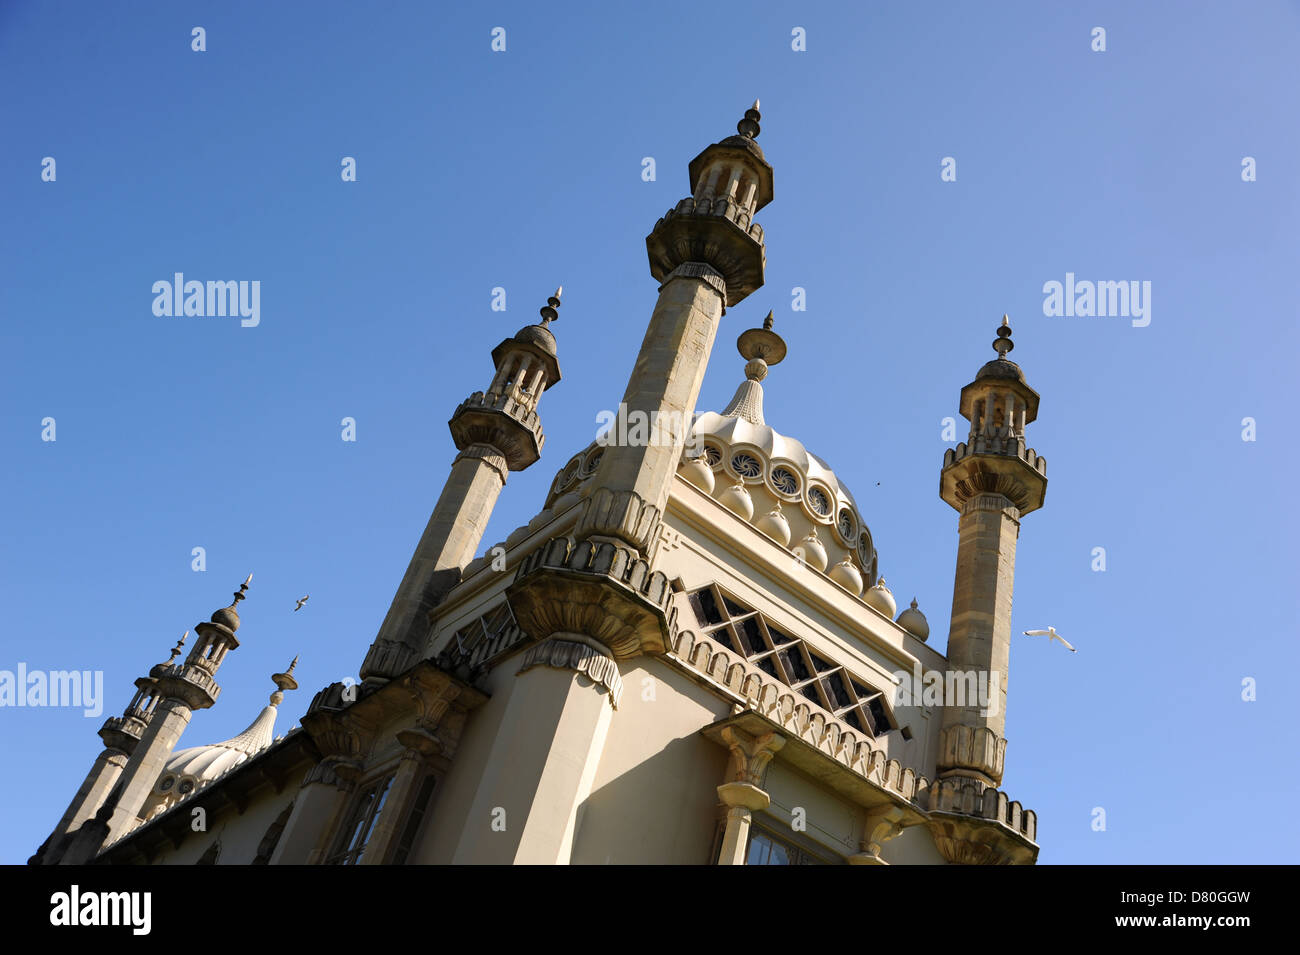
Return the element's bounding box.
[451,104,776,863]
[29,634,182,865]
[574,101,772,558]
[937,317,1048,787]
[60,576,252,862]
[360,293,563,683]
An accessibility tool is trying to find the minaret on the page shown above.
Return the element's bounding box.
[360,292,563,683]
[63,576,253,859]
[574,101,773,558]
[29,633,182,865]
[936,317,1048,786]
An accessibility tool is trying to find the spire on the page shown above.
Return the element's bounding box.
[737,100,762,139]
[721,310,787,425]
[209,573,252,633]
[163,632,187,665]
[992,314,1014,359]
[539,287,562,328]
[270,656,300,706]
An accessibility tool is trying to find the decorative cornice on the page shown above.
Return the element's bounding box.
[454,443,509,483]
[659,262,727,299]
[517,637,623,708]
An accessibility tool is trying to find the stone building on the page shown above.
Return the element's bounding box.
[32,103,1049,866]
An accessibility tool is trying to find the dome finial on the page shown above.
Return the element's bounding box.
[737,100,762,139]
[992,315,1014,359]
[539,287,562,327]
[722,309,788,424]
[163,631,188,666]
[270,655,300,705]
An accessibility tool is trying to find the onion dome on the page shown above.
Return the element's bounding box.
[210,573,252,632]
[975,315,1026,382]
[153,658,298,802]
[718,481,753,520]
[864,576,897,619]
[896,598,930,641]
[828,557,864,595]
[799,529,828,572]
[755,501,791,546]
[511,286,561,357]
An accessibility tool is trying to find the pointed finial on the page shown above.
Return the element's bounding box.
[232,573,252,607]
[763,310,774,331]
[539,287,562,326]
[737,100,762,139]
[992,314,1014,359]
[165,631,188,664]
[271,655,300,704]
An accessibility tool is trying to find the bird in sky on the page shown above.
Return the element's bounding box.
[294,595,310,612]
[1023,627,1076,652]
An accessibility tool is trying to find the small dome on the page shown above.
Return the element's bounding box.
[896,598,930,641]
[718,482,753,520]
[864,577,897,619]
[828,558,864,595]
[716,134,766,163]
[210,606,240,631]
[755,503,791,546]
[681,457,715,494]
[975,358,1025,383]
[798,530,828,572]
[513,323,557,356]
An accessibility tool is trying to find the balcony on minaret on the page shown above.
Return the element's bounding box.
[940,317,1048,515]
[450,290,562,472]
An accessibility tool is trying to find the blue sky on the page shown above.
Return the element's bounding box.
[2,0,1296,865]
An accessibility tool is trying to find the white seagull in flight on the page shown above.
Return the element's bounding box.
[294,595,310,612]
[1023,627,1076,652]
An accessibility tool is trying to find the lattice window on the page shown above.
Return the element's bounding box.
[452,601,518,657]
[686,584,892,737]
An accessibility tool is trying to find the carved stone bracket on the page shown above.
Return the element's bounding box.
[720,725,785,787]
[517,637,623,708]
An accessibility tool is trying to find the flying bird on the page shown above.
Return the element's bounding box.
[1023,627,1076,652]
[294,595,310,612]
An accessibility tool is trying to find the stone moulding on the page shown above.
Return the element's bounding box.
[517,637,624,708]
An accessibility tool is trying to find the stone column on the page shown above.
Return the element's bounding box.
[103,700,194,842]
[714,726,784,865]
[451,636,620,865]
[937,493,1019,785]
[364,444,508,679]
[575,265,727,552]
[44,748,129,852]
[269,758,358,864]
[359,730,441,866]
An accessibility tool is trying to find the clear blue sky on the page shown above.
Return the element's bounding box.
[2,1,1296,865]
